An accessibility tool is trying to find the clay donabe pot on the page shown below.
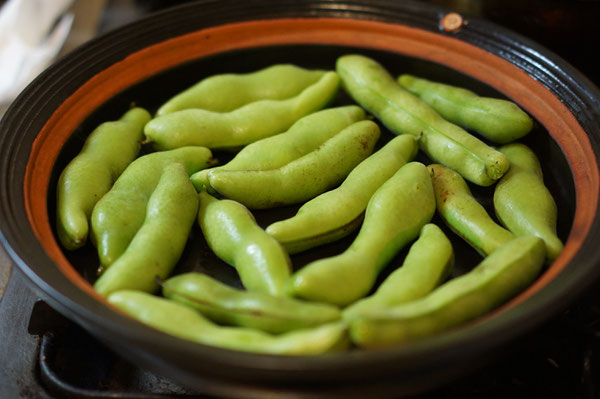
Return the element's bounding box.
[0,1,599,397]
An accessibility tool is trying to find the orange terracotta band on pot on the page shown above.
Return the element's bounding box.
[24,18,599,307]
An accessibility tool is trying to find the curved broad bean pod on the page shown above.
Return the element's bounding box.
[398,74,533,143]
[494,143,563,261]
[157,64,328,115]
[191,105,366,191]
[429,164,515,256]
[94,163,199,297]
[336,54,509,186]
[344,223,454,319]
[197,191,291,296]
[207,120,380,209]
[286,162,436,306]
[91,146,213,268]
[108,291,349,355]
[349,236,546,348]
[162,273,341,334]
[144,71,340,150]
[56,108,150,250]
[266,134,418,253]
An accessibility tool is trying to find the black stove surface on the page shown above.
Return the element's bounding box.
[1,0,600,398]
[0,268,200,399]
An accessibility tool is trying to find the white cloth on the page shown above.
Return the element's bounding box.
[0,0,74,105]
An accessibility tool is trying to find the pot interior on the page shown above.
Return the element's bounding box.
[47,44,575,295]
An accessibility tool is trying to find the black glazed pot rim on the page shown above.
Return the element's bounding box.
[1,0,600,390]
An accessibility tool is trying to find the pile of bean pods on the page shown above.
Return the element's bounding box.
[56,55,563,354]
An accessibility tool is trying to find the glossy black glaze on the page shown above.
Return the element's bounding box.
[0,0,599,396]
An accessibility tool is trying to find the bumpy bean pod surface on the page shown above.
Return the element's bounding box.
[429,164,515,256]
[197,191,292,296]
[286,162,436,306]
[266,134,417,253]
[350,236,546,348]
[494,143,563,261]
[191,105,366,191]
[344,223,454,319]
[163,273,341,334]
[207,120,380,209]
[336,54,509,186]
[157,64,328,115]
[398,74,533,143]
[144,71,340,150]
[91,146,213,268]
[56,107,150,250]
[108,290,349,355]
[94,163,199,297]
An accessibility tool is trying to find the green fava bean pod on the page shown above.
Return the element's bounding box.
[344,223,454,320]
[207,120,380,209]
[349,236,545,348]
[286,162,436,306]
[198,191,291,296]
[94,163,199,297]
[162,273,341,334]
[108,291,349,355]
[398,74,534,144]
[56,108,151,250]
[336,54,509,186]
[266,134,418,253]
[429,164,515,256]
[91,146,213,268]
[156,64,328,115]
[144,71,340,150]
[191,105,366,191]
[494,143,563,261]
